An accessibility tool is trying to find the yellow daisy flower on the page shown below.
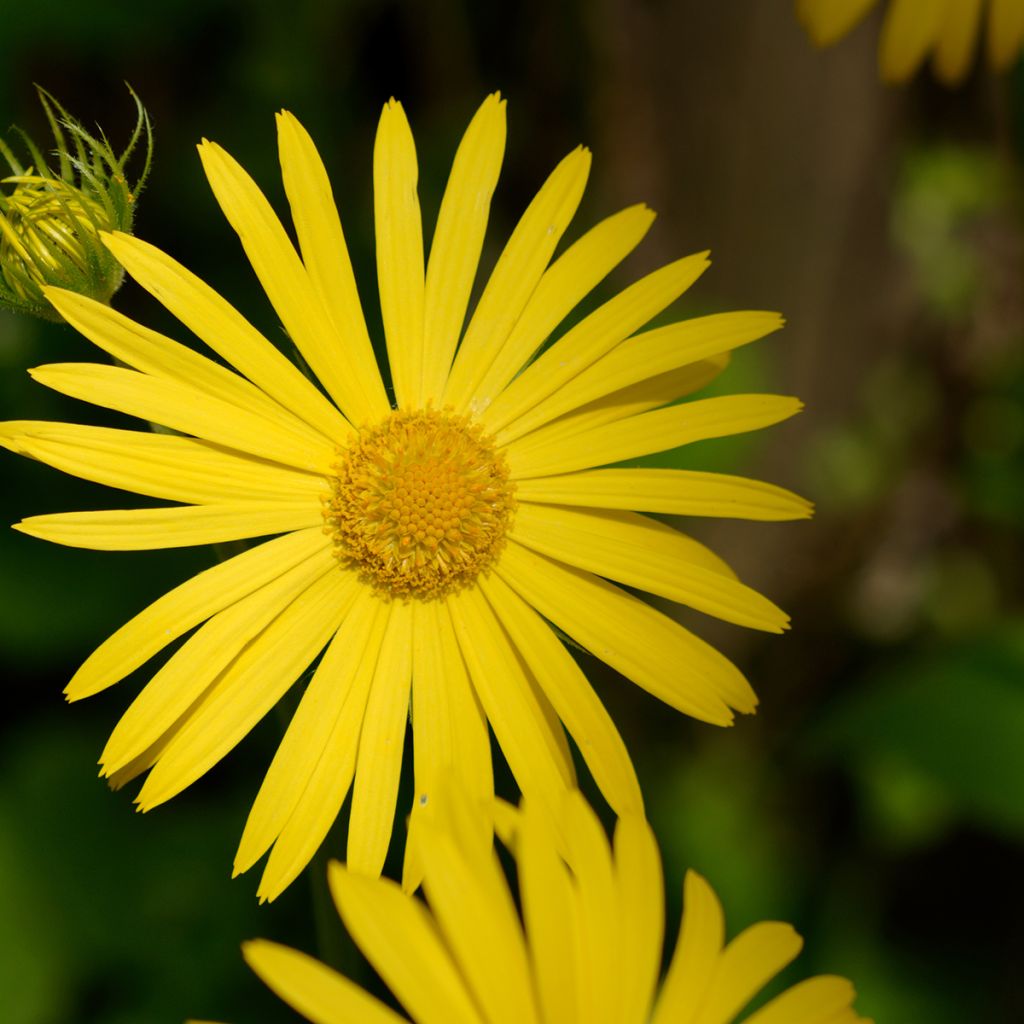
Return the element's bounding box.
[243,786,872,1024]
[1,95,808,900]
[796,0,1024,84]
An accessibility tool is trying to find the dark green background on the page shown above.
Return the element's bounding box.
[1,2,1022,1021]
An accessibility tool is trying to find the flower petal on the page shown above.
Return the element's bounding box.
[989,0,1024,70]
[496,541,751,724]
[510,503,790,632]
[466,203,655,415]
[482,252,710,437]
[743,976,863,1024]
[276,111,389,422]
[374,99,425,410]
[347,599,414,876]
[101,230,356,441]
[878,0,946,82]
[477,571,642,816]
[515,467,812,521]
[66,527,331,700]
[505,394,803,479]
[198,139,378,424]
[421,94,506,404]
[31,362,334,474]
[443,146,592,410]
[243,940,405,1024]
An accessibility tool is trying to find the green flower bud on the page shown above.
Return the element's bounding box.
[0,85,152,321]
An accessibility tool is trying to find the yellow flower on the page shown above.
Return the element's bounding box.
[242,786,872,1024]
[796,0,1024,84]
[1,95,808,900]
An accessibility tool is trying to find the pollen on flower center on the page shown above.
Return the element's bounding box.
[323,409,516,599]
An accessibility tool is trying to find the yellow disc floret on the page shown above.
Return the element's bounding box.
[324,409,516,599]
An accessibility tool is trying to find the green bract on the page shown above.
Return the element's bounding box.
[0,86,152,321]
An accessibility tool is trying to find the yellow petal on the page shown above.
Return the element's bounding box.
[243,939,405,1024]
[421,94,507,404]
[878,0,947,82]
[933,0,983,84]
[415,810,542,1024]
[515,467,813,521]
[374,99,425,410]
[692,921,803,1024]
[477,571,642,816]
[651,870,725,1024]
[16,503,320,550]
[743,975,861,1024]
[988,0,1024,70]
[483,252,710,437]
[503,356,730,466]
[406,600,492,890]
[136,569,358,810]
[496,311,783,446]
[275,112,389,423]
[100,548,335,775]
[510,503,790,632]
[198,139,378,424]
[66,527,331,700]
[234,590,382,876]
[257,602,390,902]
[347,599,413,876]
[2,421,326,505]
[328,865,483,1024]
[518,799,580,1023]
[795,0,880,46]
[101,230,356,441]
[31,363,334,474]
[466,203,656,416]
[506,394,803,479]
[496,541,750,724]
[443,146,592,410]
[562,791,620,1024]
[446,587,576,817]
[43,287,329,447]
[614,815,664,1024]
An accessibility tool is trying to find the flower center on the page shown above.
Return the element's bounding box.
[324,409,516,599]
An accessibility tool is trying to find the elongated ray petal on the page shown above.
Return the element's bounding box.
[198,140,378,424]
[497,541,752,723]
[67,528,331,700]
[2,421,326,505]
[496,310,783,445]
[276,112,389,422]
[136,570,357,810]
[16,502,319,550]
[505,394,803,479]
[257,603,390,902]
[477,571,642,816]
[795,0,880,46]
[329,867,484,1024]
[515,467,813,521]
[510,503,790,632]
[467,203,656,415]
[374,99,425,410]
[878,0,945,82]
[990,0,1024,69]
[743,976,861,1024]
[483,252,710,436]
[933,0,983,84]
[235,590,382,876]
[347,600,413,876]
[243,940,406,1024]
[421,93,506,404]
[443,146,592,410]
[31,363,334,474]
[101,231,355,441]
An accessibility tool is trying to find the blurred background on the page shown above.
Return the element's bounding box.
[1,1,1022,1021]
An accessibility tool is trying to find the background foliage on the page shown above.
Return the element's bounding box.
[1,2,1021,1021]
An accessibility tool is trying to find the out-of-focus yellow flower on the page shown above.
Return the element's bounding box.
[797,0,1024,85]
[241,784,873,1024]
[0,87,152,320]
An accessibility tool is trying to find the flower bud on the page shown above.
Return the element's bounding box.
[0,85,152,321]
